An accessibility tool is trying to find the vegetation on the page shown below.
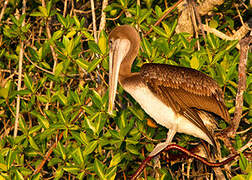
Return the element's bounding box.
[0,0,251,179]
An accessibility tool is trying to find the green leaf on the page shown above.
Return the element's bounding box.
[142,37,152,58]
[190,55,199,69]
[47,0,53,16]
[7,150,16,170]
[212,50,225,64]
[38,6,48,17]
[155,5,163,17]
[37,95,48,103]
[80,132,89,145]
[231,175,246,180]
[128,106,144,121]
[15,170,24,180]
[83,140,98,155]
[239,153,248,171]
[91,90,103,108]
[98,30,107,54]
[52,30,64,40]
[66,30,76,39]
[15,89,32,96]
[58,109,66,124]
[57,142,66,160]
[87,58,102,73]
[28,136,40,151]
[76,59,89,70]
[139,9,152,23]
[207,33,217,50]
[24,73,34,92]
[82,30,94,40]
[63,166,80,174]
[88,41,101,54]
[54,62,64,77]
[109,153,122,167]
[31,111,50,129]
[73,16,80,27]
[0,88,8,99]
[72,147,84,165]
[28,125,42,135]
[94,159,106,180]
[56,91,68,105]
[225,40,238,51]
[57,13,66,28]
[19,118,27,133]
[105,166,117,180]
[126,144,139,155]
[152,26,169,38]
[95,113,106,135]
[0,163,7,171]
[55,167,64,179]
[235,135,242,149]
[209,19,218,29]
[30,11,44,17]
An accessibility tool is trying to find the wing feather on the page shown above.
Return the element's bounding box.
[140,63,231,149]
[141,63,230,123]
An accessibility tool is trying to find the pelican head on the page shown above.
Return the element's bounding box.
[108,25,140,114]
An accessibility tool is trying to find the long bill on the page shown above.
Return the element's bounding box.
[108,39,130,115]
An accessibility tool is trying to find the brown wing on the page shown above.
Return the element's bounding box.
[140,63,230,123]
[140,63,231,149]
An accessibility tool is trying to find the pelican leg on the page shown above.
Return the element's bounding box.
[149,129,176,157]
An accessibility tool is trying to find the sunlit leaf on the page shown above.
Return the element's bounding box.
[83,140,98,155]
[24,73,34,92]
[88,41,101,54]
[94,159,106,179]
[190,55,199,69]
[109,153,122,167]
[152,26,168,38]
[28,136,40,151]
[98,30,107,54]
[87,58,102,73]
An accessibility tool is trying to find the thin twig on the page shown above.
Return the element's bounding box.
[0,0,9,23]
[144,0,184,37]
[90,0,97,43]
[33,131,64,175]
[229,36,252,137]
[189,1,200,50]
[130,144,238,180]
[192,0,206,41]
[98,0,108,38]
[24,52,54,75]
[63,0,67,17]
[14,0,26,138]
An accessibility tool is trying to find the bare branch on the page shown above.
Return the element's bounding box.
[0,0,9,23]
[228,36,252,137]
[98,0,108,38]
[90,0,97,43]
[14,0,26,138]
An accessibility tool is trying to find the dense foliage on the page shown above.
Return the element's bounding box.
[0,0,251,179]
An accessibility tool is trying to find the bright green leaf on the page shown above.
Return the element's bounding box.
[94,159,106,180]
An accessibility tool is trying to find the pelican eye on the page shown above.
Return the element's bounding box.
[109,39,113,48]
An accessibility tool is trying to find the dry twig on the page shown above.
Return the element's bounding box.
[144,0,184,36]
[0,0,9,23]
[90,0,97,43]
[229,36,252,137]
[98,0,108,38]
[14,0,26,138]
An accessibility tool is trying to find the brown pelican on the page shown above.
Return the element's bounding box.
[108,25,230,157]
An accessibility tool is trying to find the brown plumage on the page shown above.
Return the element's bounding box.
[140,63,230,123]
[108,25,231,156]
